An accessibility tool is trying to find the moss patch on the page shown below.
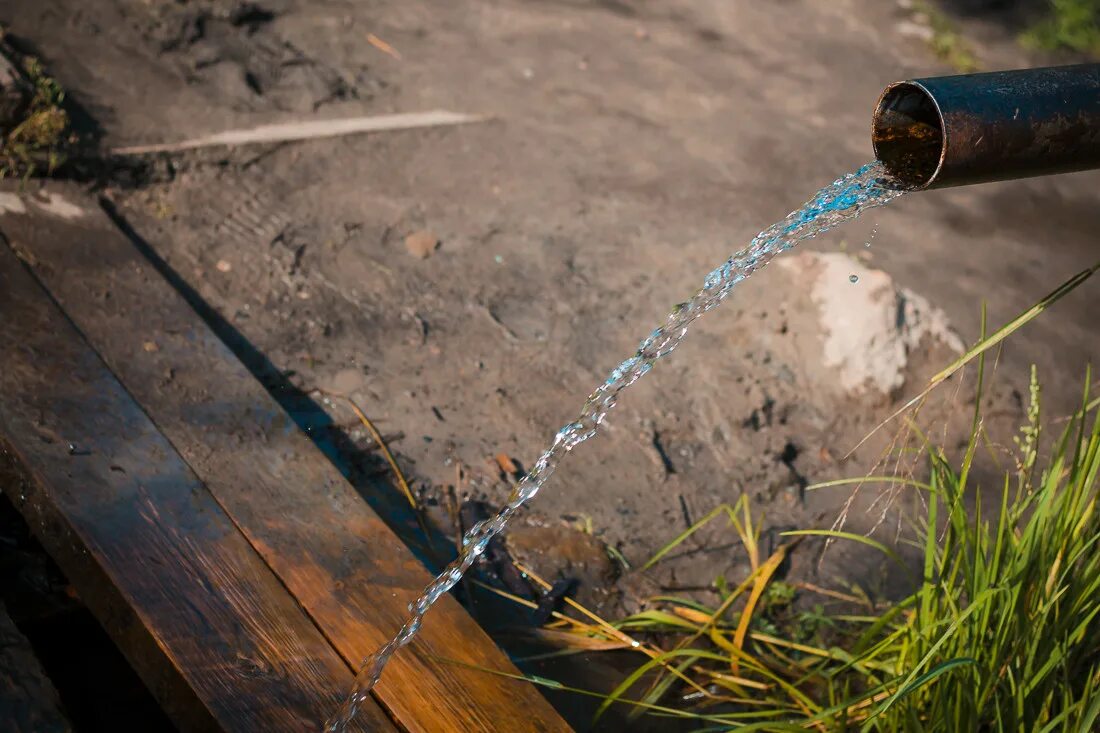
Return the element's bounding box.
[1,40,77,180]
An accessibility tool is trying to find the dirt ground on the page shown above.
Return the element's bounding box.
[3,0,1099,725]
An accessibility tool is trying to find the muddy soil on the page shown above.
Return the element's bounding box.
[4,0,1099,726]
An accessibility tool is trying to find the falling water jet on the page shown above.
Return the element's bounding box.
[325,160,908,732]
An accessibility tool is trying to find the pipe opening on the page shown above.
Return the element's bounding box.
[872,82,944,188]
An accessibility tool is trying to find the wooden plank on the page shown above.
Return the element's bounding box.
[0,243,395,733]
[0,186,572,732]
[0,600,71,733]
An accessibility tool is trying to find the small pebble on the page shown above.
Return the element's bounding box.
[849,274,859,284]
[405,230,439,259]
[216,259,232,273]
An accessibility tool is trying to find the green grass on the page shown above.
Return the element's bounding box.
[1022,0,1100,56]
[1,39,74,180]
[844,365,1100,731]
[794,359,1100,732]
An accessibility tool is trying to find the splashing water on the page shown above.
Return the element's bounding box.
[325,161,907,732]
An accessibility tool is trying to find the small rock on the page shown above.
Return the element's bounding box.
[216,259,232,272]
[142,341,159,352]
[405,230,439,259]
[505,523,619,604]
[776,252,964,396]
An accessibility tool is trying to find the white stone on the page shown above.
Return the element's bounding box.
[778,252,963,395]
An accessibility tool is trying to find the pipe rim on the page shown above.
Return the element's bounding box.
[872,80,947,189]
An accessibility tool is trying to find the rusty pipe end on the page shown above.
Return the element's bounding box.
[872,81,946,189]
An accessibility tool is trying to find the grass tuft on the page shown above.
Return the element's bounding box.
[1,33,76,180]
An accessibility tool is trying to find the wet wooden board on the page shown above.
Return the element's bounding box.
[0,600,71,733]
[0,242,394,733]
[0,186,571,732]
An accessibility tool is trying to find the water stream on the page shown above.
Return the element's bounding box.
[326,160,907,731]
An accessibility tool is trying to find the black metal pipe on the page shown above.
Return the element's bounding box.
[872,64,1100,189]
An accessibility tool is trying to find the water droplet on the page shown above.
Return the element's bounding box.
[849,274,859,284]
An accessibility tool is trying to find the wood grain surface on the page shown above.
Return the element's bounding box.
[0,240,394,733]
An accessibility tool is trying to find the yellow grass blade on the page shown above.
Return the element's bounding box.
[731,545,789,674]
